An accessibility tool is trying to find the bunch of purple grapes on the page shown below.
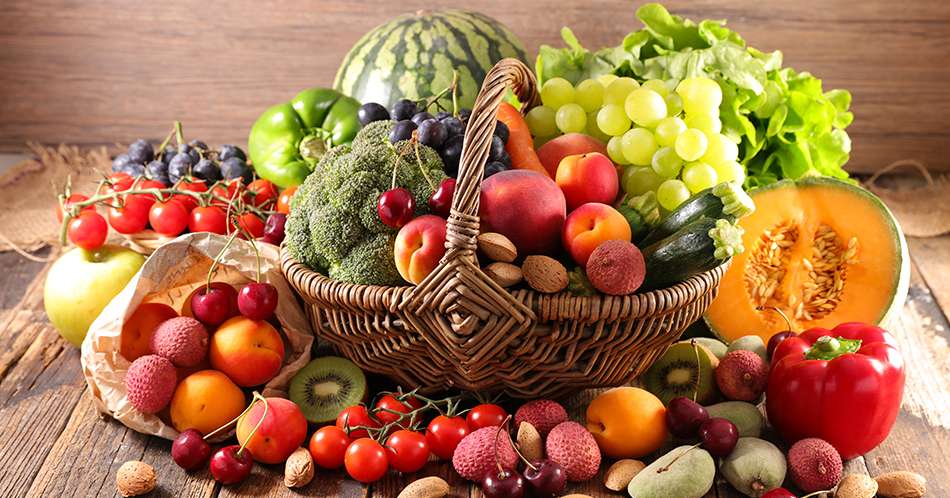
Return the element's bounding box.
[112,139,252,187]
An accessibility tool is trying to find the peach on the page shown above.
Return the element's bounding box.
[120,302,177,362]
[170,369,246,435]
[556,152,620,211]
[586,387,667,458]
[209,316,284,387]
[236,397,308,464]
[480,170,567,256]
[562,203,632,266]
[394,215,447,284]
[537,133,608,177]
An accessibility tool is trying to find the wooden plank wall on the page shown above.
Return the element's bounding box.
[1,0,949,173]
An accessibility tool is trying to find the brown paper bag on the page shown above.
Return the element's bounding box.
[80,232,314,440]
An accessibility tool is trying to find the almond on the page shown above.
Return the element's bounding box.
[516,421,544,462]
[522,255,568,293]
[284,447,314,488]
[115,460,156,497]
[835,473,878,498]
[604,459,646,491]
[875,471,927,498]
[485,262,523,288]
[398,476,450,498]
[478,232,517,262]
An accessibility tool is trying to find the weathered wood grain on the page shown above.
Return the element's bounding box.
[1,0,949,172]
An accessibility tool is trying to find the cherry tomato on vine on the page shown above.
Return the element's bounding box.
[107,195,151,234]
[246,179,278,208]
[211,180,243,207]
[171,179,207,213]
[231,212,265,238]
[466,404,508,431]
[189,206,228,234]
[385,430,429,473]
[132,179,164,211]
[374,395,424,426]
[68,212,108,250]
[425,415,470,460]
[104,172,134,194]
[336,405,381,439]
[308,426,351,470]
[344,438,388,483]
[276,185,297,214]
[56,193,94,222]
[149,200,189,236]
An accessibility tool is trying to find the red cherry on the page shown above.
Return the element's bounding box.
[209,444,253,484]
[191,286,233,327]
[762,488,798,498]
[767,330,798,359]
[523,459,566,498]
[377,188,415,228]
[428,178,456,218]
[699,417,739,456]
[237,282,278,320]
[482,469,525,498]
[666,397,710,438]
[171,428,211,470]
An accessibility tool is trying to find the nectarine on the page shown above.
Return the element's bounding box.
[480,170,566,256]
[236,397,308,464]
[209,316,285,387]
[394,215,447,284]
[555,153,619,211]
[537,133,608,177]
[562,203,632,266]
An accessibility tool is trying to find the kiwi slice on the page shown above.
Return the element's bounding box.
[289,356,367,423]
[642,341,717,406]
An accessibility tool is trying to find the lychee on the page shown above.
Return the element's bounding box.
[545,421,601,482]
[515,399,568,436]
[125,354,177,414]
[788,438,843,492]
[586,240,646,295]
[451,425,518,482]
[151,317,209,367]
[715,350,769,401]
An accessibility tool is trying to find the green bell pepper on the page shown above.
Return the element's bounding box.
[248,88,361,188]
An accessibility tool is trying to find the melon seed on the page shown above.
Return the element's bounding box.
[721,437,787,497]
[627,445,715,498]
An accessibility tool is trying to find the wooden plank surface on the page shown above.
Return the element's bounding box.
[2,0,950,173]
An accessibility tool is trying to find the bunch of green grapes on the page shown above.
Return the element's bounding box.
[527,75,745,211]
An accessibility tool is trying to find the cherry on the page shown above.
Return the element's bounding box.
[666,397,710,439]
[762,488,797,498]
[699,417,739,457]
[261,213,286,245]
[171,428,211,470]
[377,187,415,228]
[237,282,278,320]
[767,330,797,358]
[481,469,525,498]
[210,444,253,484]
[428,178,456,218]
[523,460,566,497]
[191,286,233,327]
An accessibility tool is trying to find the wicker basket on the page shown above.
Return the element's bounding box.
[281,58,728,398]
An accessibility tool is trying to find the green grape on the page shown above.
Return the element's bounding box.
[674,128,709,162]
[651,146,684,178]
[642,79,670,97]
[540,77,575,109]
[525,106,559,137]
[701,133,739,166]
[676,77,723,114]
[622,166,664,196]
[586,111,612,143]
[604,77,640,106]
[712,160,746,185]
[596,74,618,87]
[597,104,631,136]
[606,136,629,165]
[657,179,691,211]
[575,79,605,112]
[555,103,587,133]
[665,93,683,117]
[654,117,687,147]
[625,88,667,127]
[682,162,719,193]
[684,112,722,134]
[621,128,658,166]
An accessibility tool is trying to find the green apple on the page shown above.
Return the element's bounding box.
[44,245,145,346]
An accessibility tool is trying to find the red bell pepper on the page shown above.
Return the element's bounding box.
[766,322,904,459]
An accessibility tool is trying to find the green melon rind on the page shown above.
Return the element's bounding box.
[703,176,909,337]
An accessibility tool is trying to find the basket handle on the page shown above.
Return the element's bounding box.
[443,58,539,261]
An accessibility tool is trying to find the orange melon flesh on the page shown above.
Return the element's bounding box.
[704,178,909,344]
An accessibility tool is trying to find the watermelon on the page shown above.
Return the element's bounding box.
[334,10,528,110]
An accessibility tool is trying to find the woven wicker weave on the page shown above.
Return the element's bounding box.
[281,58,727,398]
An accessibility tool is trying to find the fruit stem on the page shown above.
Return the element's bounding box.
[156,123,177,155]
[451,70,459,116]
[236,392,269,458]
[206,231,239,292]
[689,339,702,403]
[508,417,538,471]
[203,391,265,441]
[656,442,702,474]
[756,305,794,331]
[174,121,184,147]
[801,490,834,498]
[412,140,436,190]
[492,415,512,476]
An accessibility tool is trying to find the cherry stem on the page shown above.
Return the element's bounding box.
[757,305,794,331]
[801,490,833,498]
[656,442,702,474]
[206,231,239,292]
[492,415,512,475]
[508,417,538,471]
[202,391,265,441]
[412,140,436,190]
[236,392,268,458]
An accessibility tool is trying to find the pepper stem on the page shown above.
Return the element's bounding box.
[804,335,863,361]
[299,133,329,164]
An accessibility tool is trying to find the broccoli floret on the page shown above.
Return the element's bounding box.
[285,120,446,286]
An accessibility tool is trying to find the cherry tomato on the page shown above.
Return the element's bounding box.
[425,415,470,460]
[374,395,424,426]
[56,193,94,222]
[276,185,297,214]
[308,426,351,470]
[344,438,388,483]
[385,430,429,473]
[172,179,208,213]
[466,404,508,431]
[231,212,265,238]
[107,195,151,234]
[149,200,189,236]
[336,405,381,439]
[211,180,243,207]
[246,179,278,208]
[104,172,134,194]
[68,212,108,250]
[132,179,164,211]
[189,206,228,234]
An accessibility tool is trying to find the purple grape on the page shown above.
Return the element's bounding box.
[389,120,417,143]
[358,103,390,126]
[391,99,417,121]
[127,139,154,164]
[193,158,222,182]
[417,119,447,148]
[218,144,246,162]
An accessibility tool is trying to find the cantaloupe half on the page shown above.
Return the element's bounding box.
[704,177,909,344]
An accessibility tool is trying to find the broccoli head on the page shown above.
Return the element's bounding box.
[285,120,446,286]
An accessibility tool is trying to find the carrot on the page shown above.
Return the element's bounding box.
[496,103,549,177]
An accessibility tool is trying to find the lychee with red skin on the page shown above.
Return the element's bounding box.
[715,349,769,401]
[452,426,518,482]
[515,399,568,437]
[124,354,177,414]
[150,316,209,367]
[585,240,646,295]
[545,421,601,482]
[788,437,843,493]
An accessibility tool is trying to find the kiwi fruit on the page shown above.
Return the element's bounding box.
[289,356,367,423]
[727,335,768,361]
[642,341,717,405]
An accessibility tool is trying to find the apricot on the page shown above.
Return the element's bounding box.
[537,133,608,177]
[562,203,632,266]
[394,215,447,284]
[170,370,246,435]
[556,152,620,211]
[209,316,284,387]
[586,387,668,458]
[120,302,177,362]
[236,397,308,464]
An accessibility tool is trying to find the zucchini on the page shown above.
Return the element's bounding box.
[641,217,744,291]
[622,191,661,243]
[640,182,754,247]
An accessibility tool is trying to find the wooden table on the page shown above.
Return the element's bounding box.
[1,235,947,498]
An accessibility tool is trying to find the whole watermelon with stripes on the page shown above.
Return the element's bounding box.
[334,10,528,110]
